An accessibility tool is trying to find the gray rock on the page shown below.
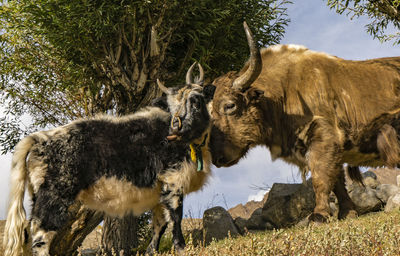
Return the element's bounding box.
[187,228,203,247]
[203,206,239,245]
[261,180,315,229]
[363,171,378,180]
[234,208,274,233]
[233,217,247,234]
[385,193,400,212]
[364,176,379,189]
[80,249,97,256]
[246,208,265,230]
[296,216,311,228]
[397,175,400,187]
[264,221,275,230]
[346,183,357,193]
[349,186,382,214]
[376,184,400,203]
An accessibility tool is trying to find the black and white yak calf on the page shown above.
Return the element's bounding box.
[3,63,216,256]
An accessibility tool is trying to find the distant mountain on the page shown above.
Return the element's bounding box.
[228,192,268,220]
[370,168,400,185]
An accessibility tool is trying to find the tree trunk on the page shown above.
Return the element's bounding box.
[49,203,103,256]
[101,214,139,256]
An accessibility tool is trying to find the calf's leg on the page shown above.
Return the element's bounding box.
[29,186,75,255]
[146,204,168,255]
[159,184,185,253]
[29,218,57,256]
[167,194,185,252]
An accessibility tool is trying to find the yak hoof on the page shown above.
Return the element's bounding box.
[308,213,328,223]
[145,246,156,256]
[174,244,185,256]
[338,209,358,220]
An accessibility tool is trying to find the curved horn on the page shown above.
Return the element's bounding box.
[157,79,169,94]
[232,21,262,91]
[194,63,204,85]
[186,62,197,85]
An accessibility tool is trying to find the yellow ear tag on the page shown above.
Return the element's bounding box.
[190,144,197,162]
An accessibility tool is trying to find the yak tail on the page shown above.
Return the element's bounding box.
[346,165,364,186]
[4,135,36,256]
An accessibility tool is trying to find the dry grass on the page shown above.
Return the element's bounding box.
[2,211,400,255]
[177,211,400,256]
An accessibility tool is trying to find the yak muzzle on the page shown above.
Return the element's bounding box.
[167,116,183,141]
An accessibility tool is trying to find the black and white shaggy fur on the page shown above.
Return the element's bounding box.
[3,63,215,256]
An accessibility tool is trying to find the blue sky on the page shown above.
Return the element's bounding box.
[1,0,400,220]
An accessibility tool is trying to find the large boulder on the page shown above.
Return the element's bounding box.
[233,217,248,234]
[385,193,400,212]
[203,206,239,245]
[245,208,265,230]
[362,170,378,180]
[80,249,97,256]
[363,176,379,189]
[347,170,380,192]
[375,184,399,203]
[261,181,315,229]
[349,186,383,214]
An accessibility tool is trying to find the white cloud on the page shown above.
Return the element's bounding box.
[247,189,269,202]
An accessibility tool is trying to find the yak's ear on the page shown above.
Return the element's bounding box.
[151,95,169,112]
[203,84,216,103]
[246,88,264,101]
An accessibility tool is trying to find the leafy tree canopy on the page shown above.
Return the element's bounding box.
[327,0,400,44]
[0,0,291,153]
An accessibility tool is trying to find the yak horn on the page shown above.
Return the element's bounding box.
[157,79,169,94]
[186,62,197,85]
[186,62,205,85]
[232,21,262,91]
[194,63,204,85]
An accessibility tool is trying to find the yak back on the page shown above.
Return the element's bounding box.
[33,109,190,197]
[243,45,400,137]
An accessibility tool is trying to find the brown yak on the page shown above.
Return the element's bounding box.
[209,22,400,222]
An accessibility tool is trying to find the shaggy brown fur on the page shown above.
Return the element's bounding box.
[209,43,400,221]
[377,124,400,167]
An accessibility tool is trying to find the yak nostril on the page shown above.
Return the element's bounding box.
[173,119,182,130]
[171,116,182,131]
[216,156,225,166]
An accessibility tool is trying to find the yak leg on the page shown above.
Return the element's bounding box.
[166,194,185,253]
[146,204,168,255]
[307,119,343,222]
[308,148,342,222]
[159,184,185,253]
[29,187,74,255]
[29,219,56,256]
[333,167,358,219]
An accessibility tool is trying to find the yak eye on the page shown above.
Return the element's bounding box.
[223,102,237,115]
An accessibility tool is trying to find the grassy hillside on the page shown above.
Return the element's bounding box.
[160,210,400,256]
[2,210,400,255]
